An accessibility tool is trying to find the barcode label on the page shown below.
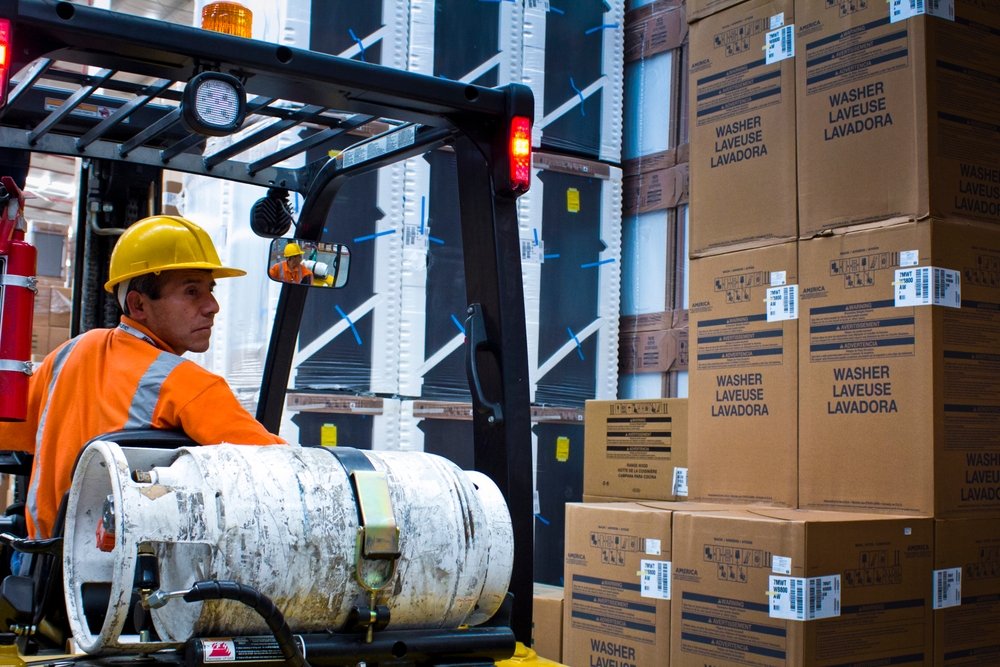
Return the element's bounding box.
[672,467,688,497]
[894,267,961,308]
[769,575,841,621]
[933,568,962,609]
[765,24,795,64]
[402,224,427,250]
[890,0,954,22]
[766,284,799,322]
[641,560,671,600]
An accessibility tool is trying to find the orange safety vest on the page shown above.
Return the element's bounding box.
[0,316,285,539]
[268,260,313,285]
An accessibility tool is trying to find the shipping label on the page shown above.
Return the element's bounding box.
[673,467,689,497]
[766,284,798,322]
[641,560,671,600]
[933,567,962,609]
[890,0,955,23]
[769,575,842,620]
[894,266,961,308]
[765,24,795,65]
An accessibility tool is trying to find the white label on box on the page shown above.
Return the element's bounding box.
[765,24,794,64]
[894,267,961,308]
[890,0,955,22]
[646,538,662,556]
[933,567,962,609]
[532,489,540,516]
[770,271,787,287]
[772,555,792,575]
[900,250,919,267]
[769,575,841,621]
[641,560,671,600]
[673,467,688,497]
[769,12,785,30]
[766,284,799,322]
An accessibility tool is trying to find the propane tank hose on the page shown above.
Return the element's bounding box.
[160,581,310,667]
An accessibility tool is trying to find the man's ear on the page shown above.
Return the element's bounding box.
[125,290,147,322]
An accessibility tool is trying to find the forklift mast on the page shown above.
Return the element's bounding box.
[0,0,535,646]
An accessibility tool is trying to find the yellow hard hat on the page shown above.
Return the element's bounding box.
[283,242,304,258]
[104,215,246,293]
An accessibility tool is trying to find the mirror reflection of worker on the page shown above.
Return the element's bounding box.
[269,242,313,285]
[0,215,286,540]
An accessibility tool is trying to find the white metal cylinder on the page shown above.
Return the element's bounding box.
[62,442,514,654]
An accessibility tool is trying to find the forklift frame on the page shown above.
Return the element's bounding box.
[0,0,535,656]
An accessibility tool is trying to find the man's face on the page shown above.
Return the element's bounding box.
[288,254,302,268]
[129,270,219,355]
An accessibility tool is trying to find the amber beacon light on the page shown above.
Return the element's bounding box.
[201,2,253,38]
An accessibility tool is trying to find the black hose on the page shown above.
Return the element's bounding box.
[182,580,309,667]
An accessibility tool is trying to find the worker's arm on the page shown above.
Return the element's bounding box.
[156,365,286,446]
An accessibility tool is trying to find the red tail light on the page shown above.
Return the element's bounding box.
[0,19,10,109]
[508,115,531,193]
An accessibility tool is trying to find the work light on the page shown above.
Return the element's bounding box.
[180,71,247,137]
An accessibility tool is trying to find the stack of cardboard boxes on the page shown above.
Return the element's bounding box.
[564,1,1000,665]
[618,0,691,395]
[31,283,71,362]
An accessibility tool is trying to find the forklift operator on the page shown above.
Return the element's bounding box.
[0,215,286,540]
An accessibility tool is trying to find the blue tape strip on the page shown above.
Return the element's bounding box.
[335,304,363,346]
[569,76,586,116]
[584,23,619,36]
[450,314,467,335]
[549,5,565,14]
[348,28,366,62]
[420,195,426,235]
[353,229,396,243]
[533,228,539,246]
[581,258,615,269]
[535,514,551,526]
[567,327,584,360]
[544,253,561,260]
[429,236,444,245]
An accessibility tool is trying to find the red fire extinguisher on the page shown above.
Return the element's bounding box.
[0,175,36,422]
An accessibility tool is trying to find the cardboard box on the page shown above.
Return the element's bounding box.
[584,399,688,501]
[624,0,688,63]
[687,0,750,23]
[531,583,564,662]
[49,286,71,328]
[687,242,798,507]
[622,163,688,216]
[933,518,1000,665]
[618,326,688,374]
[670,508,934,666]
[689,0,797,256]
[562,502,728,667]
[796,2,1000,235]
[798,219,1000,518]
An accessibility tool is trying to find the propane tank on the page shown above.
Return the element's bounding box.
[63,442,514,655]
[0,175,37,422]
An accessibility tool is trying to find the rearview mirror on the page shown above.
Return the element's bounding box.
[267,238,350,288]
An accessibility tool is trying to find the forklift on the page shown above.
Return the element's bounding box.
[0,1,552,664]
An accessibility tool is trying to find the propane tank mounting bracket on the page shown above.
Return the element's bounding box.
[351,470,401,561]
